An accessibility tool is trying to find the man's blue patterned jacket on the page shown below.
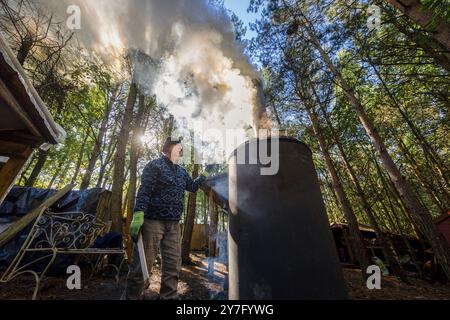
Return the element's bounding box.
[134,155,206,221]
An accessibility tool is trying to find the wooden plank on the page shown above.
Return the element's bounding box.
[0,157,25,199]
[95,190,112,223]
[0,140,31,159]
[0,150,32,205]
[208,192,219,257]
[0,78,41,137]
[342,228,356,264]
[0,35,64,144]
[0,130,42,147]
[0,184,76,247]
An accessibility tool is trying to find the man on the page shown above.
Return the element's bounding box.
[123,137,206,300]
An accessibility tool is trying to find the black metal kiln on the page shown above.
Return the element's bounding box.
[227,137,347,300]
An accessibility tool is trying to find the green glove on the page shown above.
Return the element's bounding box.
[201,171,209,179]
[130,211,144,241]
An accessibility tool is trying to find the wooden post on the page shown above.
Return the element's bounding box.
[341,227,356,264]
[0,148,33,205]
[208,192,218,258]
[181,164,200,263]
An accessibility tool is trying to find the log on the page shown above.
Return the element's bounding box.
[95,190,112,223]
[0,151,32,205]
[0,184,75,247]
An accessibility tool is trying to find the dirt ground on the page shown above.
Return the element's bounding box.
[344,267,450,300]
[1,253,449,300]
[0,252,226,300]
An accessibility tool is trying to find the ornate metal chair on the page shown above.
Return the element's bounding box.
[0,209,125,299]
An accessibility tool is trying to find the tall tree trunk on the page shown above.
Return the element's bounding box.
[71,132,89,185]
[19,154,36,185]
[165,115,175,138]
[303,98,371,275]
[328,178,346,225]
[102,164,114,190]
[56,160,72,190]
[384,0,450,51]
[270,102,282,127]
[394,133,447,213]
[181,163,200,264]
[203,192,208,226]
[25,93,64,188]
[96,126,119,188]
[25,149,48,187]
[370,142,436,270]
[301,17,450,278]
[80,87,118,190]
[378,193,424,277]
[370,149,424,276]
[314,92,408,281]
[96,165,107,189]
[122,185,130,218]
[47,154,68,189]
[208,192,219,258]
[362,52,450,190]
[110,82,137,233]
[126,93,149,239]
[322,174,341,224]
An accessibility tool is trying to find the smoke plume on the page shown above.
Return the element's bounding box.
[37,0,272,159]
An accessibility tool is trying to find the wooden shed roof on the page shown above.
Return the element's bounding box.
[0,34,65,148]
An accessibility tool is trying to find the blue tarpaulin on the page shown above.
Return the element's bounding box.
[0,187,122,272]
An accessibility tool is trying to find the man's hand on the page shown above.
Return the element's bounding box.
[130,211,145,242]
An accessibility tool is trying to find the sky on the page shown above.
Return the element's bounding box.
[223,0,260,40]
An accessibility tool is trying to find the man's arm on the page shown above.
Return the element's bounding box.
[134,162,159,213]
[185,170,206,193]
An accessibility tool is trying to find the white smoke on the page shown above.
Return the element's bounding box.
[37,0,270,136]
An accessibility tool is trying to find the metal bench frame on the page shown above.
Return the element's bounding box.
[0,208,125,299]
